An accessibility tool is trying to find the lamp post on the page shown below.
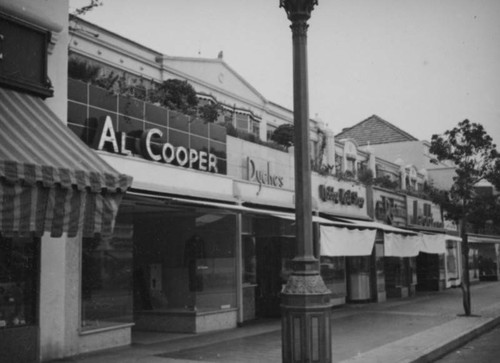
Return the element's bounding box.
[279,1,333,362]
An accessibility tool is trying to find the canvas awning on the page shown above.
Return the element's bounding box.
[320,226,376,256]
[384,233,422,257]
[418,233,447,254]
[0,88,132,237]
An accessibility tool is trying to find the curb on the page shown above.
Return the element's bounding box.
[338,313,500,363]
[411,315,500,363]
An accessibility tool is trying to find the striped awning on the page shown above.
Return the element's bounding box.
[0,87,133,238]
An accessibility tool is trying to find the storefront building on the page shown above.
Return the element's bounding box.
[65,15,336,334]
[369,187,420,299]
[469,234,500,282]
[405,196,462,291]
[0,2,132,362]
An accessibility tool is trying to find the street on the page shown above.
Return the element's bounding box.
[434,324,500,363]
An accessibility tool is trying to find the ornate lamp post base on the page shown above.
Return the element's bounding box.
[281,259,333,362]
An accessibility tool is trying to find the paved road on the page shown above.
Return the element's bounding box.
[433,324,500,363]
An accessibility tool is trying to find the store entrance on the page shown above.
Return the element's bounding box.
[255,236,295,318]
[0,235,39,363]
[346,255,376,302]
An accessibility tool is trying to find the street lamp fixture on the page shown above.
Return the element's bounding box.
[279,1,333,363]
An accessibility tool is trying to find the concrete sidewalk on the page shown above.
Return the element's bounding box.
[54,282,500,363]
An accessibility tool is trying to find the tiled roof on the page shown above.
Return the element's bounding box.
[336,115,418,146]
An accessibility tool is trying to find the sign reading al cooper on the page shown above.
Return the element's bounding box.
[93,116,219,173]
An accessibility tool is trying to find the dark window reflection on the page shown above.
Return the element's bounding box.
[0,236,38,329]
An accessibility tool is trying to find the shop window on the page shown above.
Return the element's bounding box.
[235,113,249,132]
[346,158,356,173]
[335,154,343,173]
[267,124,277,142]
[81,223,133,331]
[320,256,346,298]
[223,109,233,125]
[251,119,260,139]
[133,210,237,313]
[0,235,38,329]
[0,13,53,98]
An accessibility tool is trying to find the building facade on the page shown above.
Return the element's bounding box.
[0,2,133,362]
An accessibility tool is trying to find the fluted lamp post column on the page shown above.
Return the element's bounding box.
[279,1,333,362]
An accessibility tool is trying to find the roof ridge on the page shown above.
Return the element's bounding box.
[374,115,418,141]
[336,114,418,143]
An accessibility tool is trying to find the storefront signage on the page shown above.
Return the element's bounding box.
[407,198,444,229]
[247,157,284,188]
[375,195,407,225]
[93,116,218,173]
[318,185,365,208]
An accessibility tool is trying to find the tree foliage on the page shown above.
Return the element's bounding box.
[271,124,294,150]
[72,0,103,16]
[198,102,221,123]
[151,79,199,116]
[429,119,500,316]
[430,119,499,200]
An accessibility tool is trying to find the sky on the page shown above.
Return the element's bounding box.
[70,0,500,144]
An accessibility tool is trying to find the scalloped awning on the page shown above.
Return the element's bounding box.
[0,87,133,237]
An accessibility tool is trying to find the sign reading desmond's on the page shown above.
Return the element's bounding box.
[318,185,365,208]
[93,116,219,173]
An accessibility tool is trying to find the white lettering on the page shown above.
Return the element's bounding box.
[199,151,208,171]
[208,154,218,173]
[119,132,132,156]
[141,128,163,161]
[96,125,219,172]
[189,149,199,169]
[95,116,118,153]
[176,146,188,166]
[161,143,175,163]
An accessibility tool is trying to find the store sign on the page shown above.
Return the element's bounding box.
[318,184,365,208]
[247,157,284,188]
[375,195,407,225]
[93,116,218,173]
[408,198,444,229]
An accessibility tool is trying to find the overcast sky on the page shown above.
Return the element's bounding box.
[70,0,500,144]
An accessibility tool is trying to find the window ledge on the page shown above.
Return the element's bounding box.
[79,322,135,336]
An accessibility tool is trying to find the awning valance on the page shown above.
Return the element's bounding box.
[384,233,422,257]
[329,217,418,235]
[320,226,376,257]
[419,234,447,254]
[0,88,133,237]
[468,234,500,244]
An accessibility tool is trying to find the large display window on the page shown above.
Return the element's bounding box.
[0,235,38,329]
[133,205,237,313]
[81,221,134,331]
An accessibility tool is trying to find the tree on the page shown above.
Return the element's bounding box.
[429,119,500,316]
[72,0,103,16]
[271,124,294,150]
[151,79,199,116]
[198,102,221,123]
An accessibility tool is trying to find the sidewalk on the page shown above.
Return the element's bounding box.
[54,282,500,363]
